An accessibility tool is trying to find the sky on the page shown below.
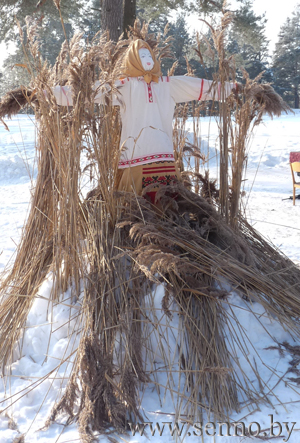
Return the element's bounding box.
[0,0,299,69]
[186,0,300,54]
[252,0,299,51]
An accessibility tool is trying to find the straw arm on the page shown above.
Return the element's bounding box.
[246,82,292,117]
[0,87,37,119]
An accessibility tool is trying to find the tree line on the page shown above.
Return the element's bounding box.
[0,0,299,108]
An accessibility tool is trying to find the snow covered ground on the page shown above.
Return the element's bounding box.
[0,112,300,443]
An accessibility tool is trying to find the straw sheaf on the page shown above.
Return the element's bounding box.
[24,16,42,60]
[194,171,220,202]
[0,88,37,119]
[200,11,233,63]
[247,82,292,118]
[194,12,291,227]
[119,186,300,320]
[0,14,299,442]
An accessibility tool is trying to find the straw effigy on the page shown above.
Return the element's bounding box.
[0,15,299,442]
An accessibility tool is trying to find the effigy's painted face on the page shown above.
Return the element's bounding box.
[138,48,154,71]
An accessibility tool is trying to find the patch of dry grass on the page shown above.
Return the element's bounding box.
[0,11,298,442]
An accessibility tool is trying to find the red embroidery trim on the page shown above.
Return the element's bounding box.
[118,153,175,168]
[142,174,178,188]
[147,83,153,103]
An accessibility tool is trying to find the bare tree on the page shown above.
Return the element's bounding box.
[101,0,123,41]
[123,0,136,34]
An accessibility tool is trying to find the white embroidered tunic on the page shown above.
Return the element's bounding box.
[53,76,234,169]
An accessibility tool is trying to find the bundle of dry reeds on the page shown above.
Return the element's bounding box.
[0,11,299,443]
[193,8,292,228]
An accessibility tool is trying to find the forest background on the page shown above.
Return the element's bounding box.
[0,0,299,108]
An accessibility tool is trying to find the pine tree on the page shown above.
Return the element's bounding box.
[273,5,300,108]
[226,0,270,81]
[170,15,192,74]
[0,18,74,95]
[101,0,123,41]
[124,0,137,33]
[148,14,192,75]
[137,0,187,22]
[80,0,101,40]
[0,1,77,94]
[0,0,83,43]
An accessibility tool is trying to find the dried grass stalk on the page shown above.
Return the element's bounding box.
[0,16,298,442]
[196,5,291,227]
[0,87,37,118]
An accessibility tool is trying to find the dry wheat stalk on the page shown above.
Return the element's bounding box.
[196,4,291,227]
[0,15,298,443]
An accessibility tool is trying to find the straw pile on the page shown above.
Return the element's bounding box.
[0,14,299,442]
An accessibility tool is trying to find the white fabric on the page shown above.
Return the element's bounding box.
[52,76,235,169]
[138,48,154,71]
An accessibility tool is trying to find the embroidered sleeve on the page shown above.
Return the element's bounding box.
[169,76,235,103]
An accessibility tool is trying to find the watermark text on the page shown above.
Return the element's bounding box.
[128,415,296,442]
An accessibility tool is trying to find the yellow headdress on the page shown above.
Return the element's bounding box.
[121,39,162,84]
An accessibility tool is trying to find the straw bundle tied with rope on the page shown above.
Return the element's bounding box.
[0,13,299,442]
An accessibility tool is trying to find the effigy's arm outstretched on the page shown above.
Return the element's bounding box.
[52,77,238,107]
[169,76,238,103]
[52,81,124,107]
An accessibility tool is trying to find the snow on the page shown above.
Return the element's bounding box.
[0,111,300,442]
